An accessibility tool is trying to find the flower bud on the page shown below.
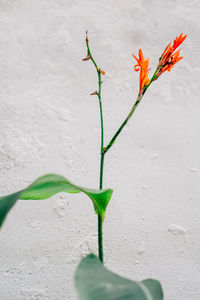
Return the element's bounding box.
[90,91,98,95]
[82,55,91,61]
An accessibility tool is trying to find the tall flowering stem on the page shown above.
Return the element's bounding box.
[83,33,105,263]
[83,32,186,263]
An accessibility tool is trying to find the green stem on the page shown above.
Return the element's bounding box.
[98,152,104,262]
[103,94,142,154]
[85,34,105,263]
[98,87,104,263]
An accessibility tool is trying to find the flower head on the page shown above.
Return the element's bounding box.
[132,49,150,96]
[155,33,187,78]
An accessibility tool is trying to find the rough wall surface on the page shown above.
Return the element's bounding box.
[0,0,199,299]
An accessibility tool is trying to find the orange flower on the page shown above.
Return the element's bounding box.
[132,49,150,95]
[156,33,187,78]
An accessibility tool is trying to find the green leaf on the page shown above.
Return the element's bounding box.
[75,254,163,300]
[0,174,113,228]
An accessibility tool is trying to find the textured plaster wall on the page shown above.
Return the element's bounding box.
[0,0,199,299]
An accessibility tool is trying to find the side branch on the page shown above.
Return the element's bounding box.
[103,69,157,154]
[103,95,142,154]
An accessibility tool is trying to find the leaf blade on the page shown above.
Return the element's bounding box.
[0,174,113,228]
[75,254,163,300]
[0,192,21,228]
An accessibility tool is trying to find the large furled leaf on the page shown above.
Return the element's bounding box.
[75,254,163,300]
[0,174,113,228]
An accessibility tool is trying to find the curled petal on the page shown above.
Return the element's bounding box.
[134,64,140,72]
[132,49,150,95]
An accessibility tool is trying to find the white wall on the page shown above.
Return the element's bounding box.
[0,1,199,299]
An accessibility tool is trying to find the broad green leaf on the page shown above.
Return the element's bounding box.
[75,254,163,300]
[0,192,22,229]
[0,174,113,228]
